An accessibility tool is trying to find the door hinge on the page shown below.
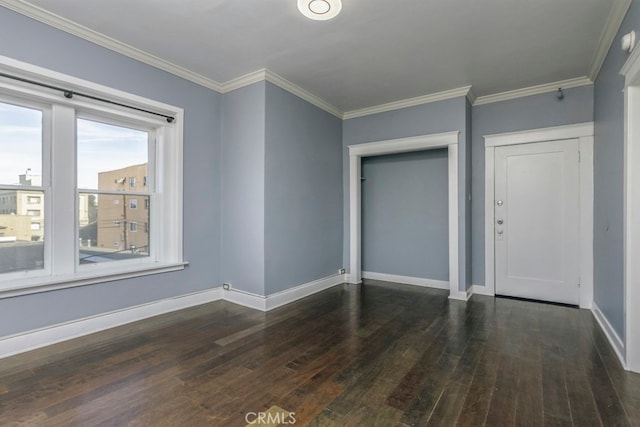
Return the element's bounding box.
[578,151,581,163]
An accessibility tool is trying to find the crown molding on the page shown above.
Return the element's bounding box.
[0,0,224,92]
[0,0,608,118]
[473,77,593,106]
[343,86,473,120]
[219,68,343,118]
[588,0,632,81]
[264,70,343,118]
[221,69,267,93]
[466,87,477,106]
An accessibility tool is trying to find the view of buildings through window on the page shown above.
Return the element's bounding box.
[77,118,150,265]
[0,102,44,274]
[0,101,152,274]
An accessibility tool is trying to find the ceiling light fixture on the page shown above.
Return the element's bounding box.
[298,0,342,21]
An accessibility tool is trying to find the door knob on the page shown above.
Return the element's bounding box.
[497,200,504,206]
[497,219,504,225]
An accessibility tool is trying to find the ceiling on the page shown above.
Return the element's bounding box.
[2,0,622,113]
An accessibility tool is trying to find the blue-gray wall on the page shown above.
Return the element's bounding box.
[343,96,470,290]
[593,1,640,338]
[361,150,449,280]
[470,85,595,291]
[264,82,343,294]
[0,7,222,337]
[222,82,266,295]
[465,100,473,290]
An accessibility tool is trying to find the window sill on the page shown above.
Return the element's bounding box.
[0,261,188,299]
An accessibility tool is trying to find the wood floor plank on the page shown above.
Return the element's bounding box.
[425,379,472,426]
[586,351,632,426]
[540,343,572,422]
[484,353,520,426]
[308,409,342,427]
[562,308,604,427]
[456,346,500,426]
[385,327,449,412]
[515,356,545,427]
[582,311,640,425]
[398,350,461,426]
[0,281,639,426]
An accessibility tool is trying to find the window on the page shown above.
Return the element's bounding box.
[77,119,149,264]
[0,101,45,275]
[0,56,184,295]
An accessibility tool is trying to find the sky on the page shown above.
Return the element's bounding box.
[0,101,148,189]
[77,118,148,189]
[0,102,41,184]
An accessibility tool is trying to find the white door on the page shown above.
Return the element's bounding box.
[494,139,580,305]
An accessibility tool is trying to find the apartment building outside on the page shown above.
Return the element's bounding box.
[96,163,149,254]
[0,173,44,242]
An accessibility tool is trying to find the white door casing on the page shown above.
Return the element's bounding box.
[484,123,594,309]
[347,132,461,299]
[621,46,640,373]
[494,139,581,305]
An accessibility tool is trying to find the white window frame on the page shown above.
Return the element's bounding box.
[0,55,185,299]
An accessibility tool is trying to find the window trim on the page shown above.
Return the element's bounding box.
[0,54,185,299]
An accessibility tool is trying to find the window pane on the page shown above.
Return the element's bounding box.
[79,193,149,264]
[77,119,148,191]
[0,190,45,274]
[0,102,42,186]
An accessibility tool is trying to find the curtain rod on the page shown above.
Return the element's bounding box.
[0,72,175,123]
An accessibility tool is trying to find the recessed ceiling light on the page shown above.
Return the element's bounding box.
[297,0,342,21]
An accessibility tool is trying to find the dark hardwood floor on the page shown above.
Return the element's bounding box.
[1,280,639,426]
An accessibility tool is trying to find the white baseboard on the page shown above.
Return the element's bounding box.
[362,271,449,290]
[265,273,344,310]
[0,287,222,360]
[448,288,473,301]
[224,273,344,312]
[472,284,495,296]
[0,272,347,361]
[344,273,361,284]
[592,302,626,369]
[223,288,266,311]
